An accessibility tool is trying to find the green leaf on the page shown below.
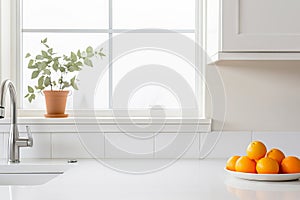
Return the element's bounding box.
[62,82,70,90]
[84,58,93,67]
[47,48,53,55]
[63,55,70,61]
[36,55,43,60]
[53,56,60,61]
[25,53,31,58]
[72,82,78,90]
[43,43,49,48]
[28,86,34,93]
[28,59,35,68]
[59,67,66,72]
[87,52,94,58]
[24,93,30,98]
[71,52,77,62]
[81,51,87,57]
[41,38,47,43]
[70,76,78,90]
[68,66,75,72]
[86,46,93,54]
[77,50,82,58]
[31,70,40,79]
[70,76,75,83]
[41,50,48,57]
[37,62,47,70]
[73,65,81,71]
[99,52,106,57]
[52,61,59,71]
[44,77,51,87]
[28,65,37,69]
[76,61,83,66]
[43,69,51,75]
[47,57,53,62]
[36,85,45,90]
[38,76,44,87]
[28,94,36,103]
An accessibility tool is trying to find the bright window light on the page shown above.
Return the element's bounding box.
[20,0,201,114]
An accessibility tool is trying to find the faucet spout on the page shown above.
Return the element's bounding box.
[0,79,33,163]
[0,80,17,123]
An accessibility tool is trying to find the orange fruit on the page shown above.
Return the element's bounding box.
[266,148,285,165]
[235,156,256,173]
[246,141,267,160]
[281,156,300,174]
[256,157,279,174]
[226,156,240,171]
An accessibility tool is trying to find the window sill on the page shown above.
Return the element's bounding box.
[0,117,212,133]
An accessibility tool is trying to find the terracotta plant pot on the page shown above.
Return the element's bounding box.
[43,90,69,118]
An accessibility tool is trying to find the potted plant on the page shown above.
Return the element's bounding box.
[25,38,105,118]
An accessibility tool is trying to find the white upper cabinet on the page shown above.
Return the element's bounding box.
[207,0,300,62]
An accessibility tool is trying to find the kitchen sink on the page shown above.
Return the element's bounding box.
[0,161,72,185]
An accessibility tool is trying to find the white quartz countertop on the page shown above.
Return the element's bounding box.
[1,159,300,200]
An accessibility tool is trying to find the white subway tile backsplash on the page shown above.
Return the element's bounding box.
[200,131,251,158]
[252,132,300,156]
[52,133,105,159]
[105,133,154,158]
[0,125,10,133]
[0,188,10,199]
[3,133,51,159]
[22,133,51,158]
[78,132,105,158]
[155,133,199,158]
[2,127,298,159]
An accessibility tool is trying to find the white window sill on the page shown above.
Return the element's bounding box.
[0,116,211,125]
[0,117,212,133]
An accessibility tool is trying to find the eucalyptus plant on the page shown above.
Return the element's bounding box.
[25,38,105,102]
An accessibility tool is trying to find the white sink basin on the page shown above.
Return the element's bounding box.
[0,162,72,185]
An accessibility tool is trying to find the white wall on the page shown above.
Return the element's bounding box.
[208,60,300,131]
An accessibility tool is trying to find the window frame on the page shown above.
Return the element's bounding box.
[2,0,207,118]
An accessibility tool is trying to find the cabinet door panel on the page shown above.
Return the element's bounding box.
[222,0,300,51]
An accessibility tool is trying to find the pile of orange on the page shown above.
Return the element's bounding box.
[226,141,300,174]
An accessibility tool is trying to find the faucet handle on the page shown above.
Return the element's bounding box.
[25,126,33,147]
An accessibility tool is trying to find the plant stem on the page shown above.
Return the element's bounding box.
[59,75,63,90]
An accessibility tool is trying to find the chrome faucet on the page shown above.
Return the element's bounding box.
[0,79,33,163]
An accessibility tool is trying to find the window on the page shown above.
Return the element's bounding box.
[15,0,204,117]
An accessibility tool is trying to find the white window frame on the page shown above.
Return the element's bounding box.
[1,0,207,119]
